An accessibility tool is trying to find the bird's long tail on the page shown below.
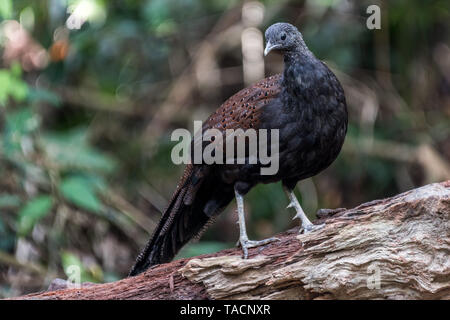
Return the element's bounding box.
[128,165,233,276]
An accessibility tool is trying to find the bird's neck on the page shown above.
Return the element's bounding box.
[283,47,314,64]
[282,49,320,90]
[280,49,326,113]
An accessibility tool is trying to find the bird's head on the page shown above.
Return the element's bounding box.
[264,22,305,56]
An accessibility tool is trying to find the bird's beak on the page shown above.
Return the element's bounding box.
[264,41,280,56]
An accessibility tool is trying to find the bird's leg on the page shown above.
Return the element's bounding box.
[235,189,279,259]
[283,186,324,233]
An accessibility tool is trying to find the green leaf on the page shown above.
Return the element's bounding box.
[61,251,83,273]
[0,70,12,106]
[3,108,39,158]
[61,251,101,283]
[144,0,170,27]
[0,216,5,234]
[0,68,28,106]
[17,195,53,235]
[176,241,231,259]
[0,194,21,208]
[60,176,103,213]
[28,88,61,107]
[0,0,12,19]
[0,215,14,251]
[76,174,108,193]
[5,108,39,134]
[40,128,116,173]
[10,62,22,78]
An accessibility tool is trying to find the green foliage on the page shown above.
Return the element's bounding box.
[247,183,285,220]
[3,107,39,158]
[0,194,21,209]
[0,64,28,106]
[176,241,231,259]
[40,128,116,173]
[0,218,6,237]
[0,0,12,19]
[28,88,61,107]
[60,175,104,213]
[17,195,53,236]
[0,27,118,294]
[61,251,103,283]
[0,215,15,251]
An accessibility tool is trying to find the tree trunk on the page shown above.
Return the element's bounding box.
[12,181,450,300]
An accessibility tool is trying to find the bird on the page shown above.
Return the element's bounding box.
[129,22,348,276]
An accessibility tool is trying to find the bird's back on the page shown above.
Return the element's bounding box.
[203,57,347,187]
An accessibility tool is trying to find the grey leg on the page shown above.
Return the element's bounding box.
[283,186,323,233]
[235,188,279,259]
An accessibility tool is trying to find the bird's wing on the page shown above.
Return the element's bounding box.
[129,74,284,275]
[203,74,282,131]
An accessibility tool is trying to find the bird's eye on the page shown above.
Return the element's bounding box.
[281,33,286,40]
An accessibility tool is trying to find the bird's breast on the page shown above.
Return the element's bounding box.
[261,70,348,180]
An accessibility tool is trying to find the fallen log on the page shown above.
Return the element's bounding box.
[13,181,450,300]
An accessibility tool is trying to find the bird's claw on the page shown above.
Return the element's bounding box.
[238,237,280,259]
[292,212,303,220]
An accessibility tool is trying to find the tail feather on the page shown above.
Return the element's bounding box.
[128,165,233,276]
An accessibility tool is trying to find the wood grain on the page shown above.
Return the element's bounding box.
[13,181,450,300]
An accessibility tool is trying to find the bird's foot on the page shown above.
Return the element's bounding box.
[238,237,280,259]
[299,222,325,234]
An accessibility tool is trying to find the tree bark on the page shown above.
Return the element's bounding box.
[13,181,450,300]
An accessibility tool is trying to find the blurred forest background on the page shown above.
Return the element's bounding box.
[0,0,449,297]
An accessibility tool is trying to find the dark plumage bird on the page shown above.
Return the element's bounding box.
[129,22,348,276]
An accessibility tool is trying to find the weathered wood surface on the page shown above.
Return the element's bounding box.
[13,181,450,300]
